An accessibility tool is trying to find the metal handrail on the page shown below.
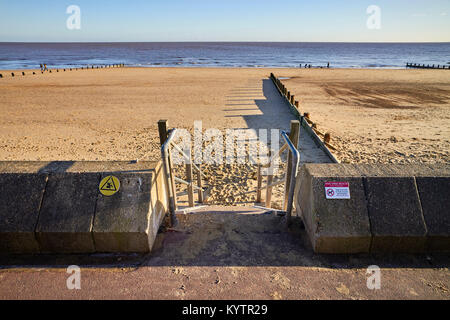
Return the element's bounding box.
[281,130,300,222]
[255,130,300,223]
[161,129,179,226]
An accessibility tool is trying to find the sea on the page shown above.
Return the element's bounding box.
[0,42,449,70]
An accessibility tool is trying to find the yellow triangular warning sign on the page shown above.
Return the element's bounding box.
[100,176,117,191]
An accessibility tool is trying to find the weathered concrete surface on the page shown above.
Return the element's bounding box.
[416,177,450,252]
[0,161,167,254]
[94,173,154,252]
[93,161,167,253]
[0,173,47,253]
[296,164,371,253]
[36,173,99,253]
[296,164,449,253]
[365,177,427,253]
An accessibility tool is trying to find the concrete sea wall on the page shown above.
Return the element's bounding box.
[0,161,168,254]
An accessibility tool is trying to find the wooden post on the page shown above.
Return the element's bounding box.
[11,73,14,77]
[290,95,295,105]
[186,158,194,207]
[304,112,310,120]
[197,164,203,203]
[265,150,273,208]
[265,174,273,208]
[22,72,25,76]
[158,120,169,146]
[295,101,299,108]
[284,120,300,211]
[256,164,262,203]
[287,91,291,100]
[324,133,331,144]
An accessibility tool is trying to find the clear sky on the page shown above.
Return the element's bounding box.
[0,0,449,42]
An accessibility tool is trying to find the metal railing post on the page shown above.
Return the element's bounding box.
[284,120,300,211]
[281,131,300,225]
[161,129,179,227]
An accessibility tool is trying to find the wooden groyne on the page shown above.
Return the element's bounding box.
[0,63,125,79]
[406,63,450,70]
[269,73,339,163]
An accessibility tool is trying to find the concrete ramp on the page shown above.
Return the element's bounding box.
[0,161,168,254]
[295,164,450,253]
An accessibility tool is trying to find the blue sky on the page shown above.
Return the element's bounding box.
[0,0,449,42]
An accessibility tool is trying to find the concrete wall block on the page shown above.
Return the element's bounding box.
[0,173,47,253]
[416,177,450,252]
[297,165,372,253]
[310,176,371,253]
[364,177,427,253]
[148,163,168,249]
[93,172,155,253]
[36,173,99,253]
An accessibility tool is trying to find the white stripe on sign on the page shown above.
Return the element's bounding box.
[325,182,351,199]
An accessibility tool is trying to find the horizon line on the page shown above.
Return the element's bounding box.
[1,41,450,44]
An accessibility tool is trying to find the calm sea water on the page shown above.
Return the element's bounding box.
[0,42,449,70]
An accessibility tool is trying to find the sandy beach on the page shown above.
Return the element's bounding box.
[1,67,448,165]
[0,67,293,162]
[278,69,450,164]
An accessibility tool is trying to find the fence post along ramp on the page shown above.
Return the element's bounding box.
[269,73,338,162]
